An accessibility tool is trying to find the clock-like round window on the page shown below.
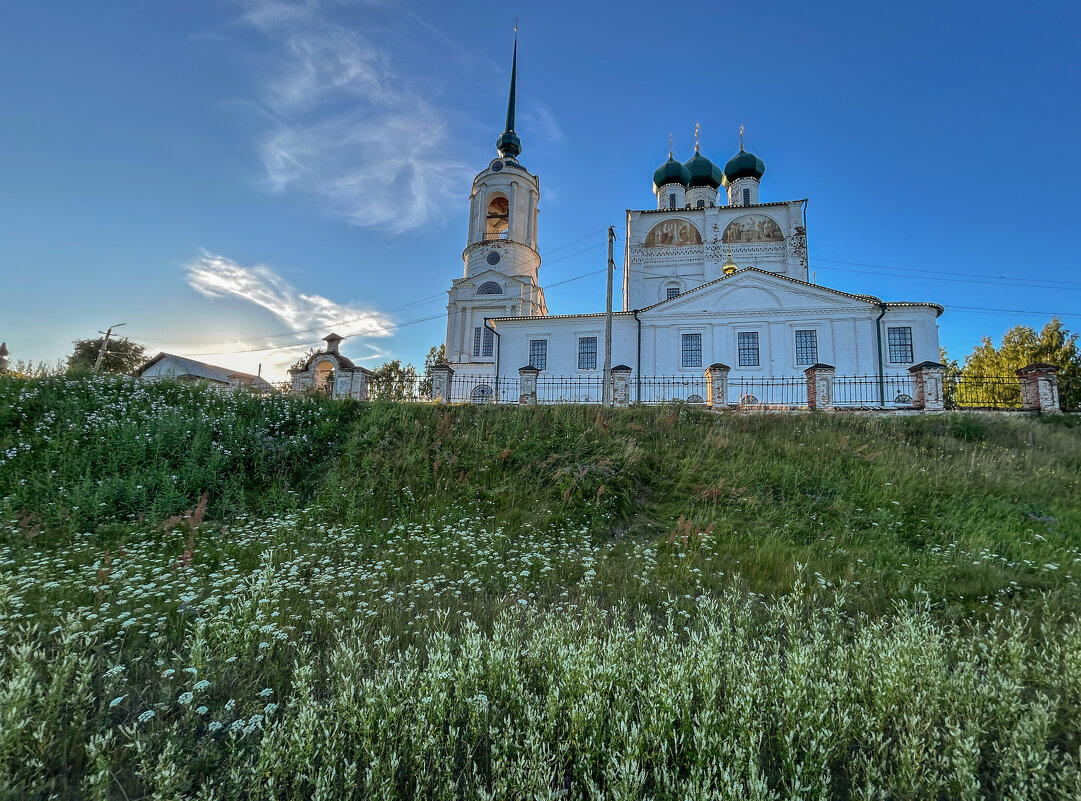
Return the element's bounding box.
[491,160,505,172]
[486,251,501,266]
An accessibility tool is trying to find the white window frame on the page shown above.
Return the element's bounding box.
[528,339,547,371]
[794,329,819,366]
[576,334,599,371]
[681,332,703,369]
[736,330,761,368]
[887,325,915,364]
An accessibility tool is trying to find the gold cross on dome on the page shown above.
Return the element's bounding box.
[739,124,745,149]
[694,122,701,151]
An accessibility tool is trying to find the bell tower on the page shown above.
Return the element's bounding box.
[462,33,542,284]
[445,31,546,368]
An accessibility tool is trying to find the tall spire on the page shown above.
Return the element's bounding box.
[505,25,517,134]
[496,23,522,161]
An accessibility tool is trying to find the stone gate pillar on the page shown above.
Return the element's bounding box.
[518,365,539,405]
[908,361,946,411]
[430,363,454,403]
[610,365,632,407]
[805,363,836,410]
[1017,364,1061,414]
[704,363,731,409]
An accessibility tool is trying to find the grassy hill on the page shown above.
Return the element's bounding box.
[2,374,1080,799]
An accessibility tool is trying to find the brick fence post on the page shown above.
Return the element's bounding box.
[0,342,8,373]
[610,365,632,407]
[430,363,454,403]
[352,368,372,401]
[704,363,731,409]
[804,363,836,410]
[1017,364,1061,414]
[518,365,539,405]
[908,361,946,411]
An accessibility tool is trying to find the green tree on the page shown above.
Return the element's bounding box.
[958,318,1080,410]
[68,337,147,375]
[419,344,446,397]
[370,359,420,401]
[939,347,962,409]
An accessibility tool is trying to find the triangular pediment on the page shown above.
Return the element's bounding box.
[638,268,880,317]
[449,269,533,294]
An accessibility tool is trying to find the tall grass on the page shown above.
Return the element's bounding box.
[0,374,360,538]
[2,377,1081,797]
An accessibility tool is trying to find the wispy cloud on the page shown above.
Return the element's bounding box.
[186,251,392,338]
[520,101,564,144]
[234,0,470,232]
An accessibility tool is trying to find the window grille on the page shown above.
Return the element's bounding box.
[473,327,481,357]
[887,327,913,363]
[742,187,751,205]
[795,329,818,365]
[481,327,494,358]
[681,333,702,368]
[477,281,502,295]
[578,336,598,370]
[666,287,680,300]
[738,331,760,366]
[696,199,705,208]
[669,193,676,209]
[529,339,547,370]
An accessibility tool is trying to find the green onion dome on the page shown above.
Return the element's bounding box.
[684,150,724,189]
[722,147,765,187]
[653,155,691,191]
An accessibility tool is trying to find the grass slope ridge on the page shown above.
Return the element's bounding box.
[321,402,1081,611]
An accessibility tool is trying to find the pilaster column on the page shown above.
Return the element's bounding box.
[704,363,731,409]
[1017,364,1061,414]
[430,363,454,403]
[908,361,946,411]
[611,365,632,407]
[518,365,539,406]
[805,363,836,410]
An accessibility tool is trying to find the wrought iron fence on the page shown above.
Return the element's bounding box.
[636,375,709,405]
[943,375,1023,410]
[287,368,1058,411]
[727,376,806,408]
[537,375,605,405]
[369,374,430,402]
[449,375,516,405]
[1060,375,1080,412]
[833,374,916,408]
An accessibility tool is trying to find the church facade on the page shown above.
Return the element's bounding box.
[444,41,942,404]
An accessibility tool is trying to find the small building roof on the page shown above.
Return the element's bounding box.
[136,353,275,390]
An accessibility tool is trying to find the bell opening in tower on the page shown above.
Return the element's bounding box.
[486,196,509,239]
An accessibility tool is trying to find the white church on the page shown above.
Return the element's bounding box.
[442,38,942,404]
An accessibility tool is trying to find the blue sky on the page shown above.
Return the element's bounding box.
[2,0,1079,379]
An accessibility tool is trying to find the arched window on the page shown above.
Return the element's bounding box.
[470,385,494,404]
[477,281,503,295]
[696,199,705,208]
[485,195,509,238]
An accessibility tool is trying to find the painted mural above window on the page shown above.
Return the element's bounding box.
[721,214,784,244]
[643,219,703,248]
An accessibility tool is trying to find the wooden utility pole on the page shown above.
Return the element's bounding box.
[94,322,125,371]
[602,226,615,406]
